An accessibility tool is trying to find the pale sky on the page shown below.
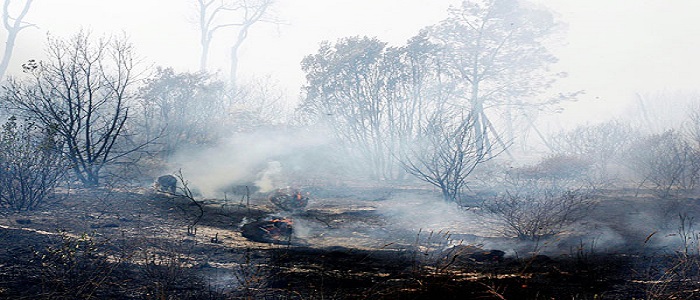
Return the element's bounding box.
[5,0,700,128]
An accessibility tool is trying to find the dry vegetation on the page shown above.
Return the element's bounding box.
[1,3,699,299]
[0,183,699,299]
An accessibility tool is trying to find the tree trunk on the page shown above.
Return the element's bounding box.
[229,23,252,90]
[0,28,18,80]
[0,0,34,80]
[470,80,486,156]
[200,35,210,72]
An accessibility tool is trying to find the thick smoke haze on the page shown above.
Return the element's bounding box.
[6,1,700,130]
[2,0,698,257]
[2,2,700,299]
[167,127,332,197]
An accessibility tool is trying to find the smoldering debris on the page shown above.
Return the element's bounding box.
[237,186,311,244]
[240,216,294,244]
[269,187,309,212]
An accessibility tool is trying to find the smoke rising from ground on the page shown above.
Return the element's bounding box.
[376,191,494,237]
[161,122,700,257]
[368,189,696,256]
[254,161,283,193]
[166,127,331,197]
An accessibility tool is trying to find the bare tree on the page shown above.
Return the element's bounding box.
[402,112,494,202]
[301,37,393,178]
[228,75,288,128]
[425,0,581,154]
[3,32,144,187]
[632,91,699,135]
[685,103,700,147]
[194,0,275,88]
[0,0,36,80]
[683,100,700,149]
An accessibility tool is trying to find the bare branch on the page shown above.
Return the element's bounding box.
[193,0,278,82]
[3,32,146,187]
[0,0,36,80]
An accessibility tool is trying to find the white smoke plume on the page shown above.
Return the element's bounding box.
[166,127,330,197]
[255,161,283,193]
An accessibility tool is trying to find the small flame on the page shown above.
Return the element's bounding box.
[270,218,293,225]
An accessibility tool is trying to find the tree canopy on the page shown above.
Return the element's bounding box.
[299,0,576,197]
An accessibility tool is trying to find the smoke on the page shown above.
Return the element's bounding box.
[162,125,697,257]
[255,161,283,193]
[376,191,495,237]
[166,127,330,197]
[369,189,696,256]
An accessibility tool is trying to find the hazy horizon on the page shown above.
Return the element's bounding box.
[2,0,699,130]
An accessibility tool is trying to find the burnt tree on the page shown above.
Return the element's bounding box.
[3,32,143,187]
[424,0,580,153]
[402,112,493,202]
[300,36,460,180]
[136,67,227,158]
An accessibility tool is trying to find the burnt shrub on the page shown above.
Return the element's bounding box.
[515,154,592,189]
[137,239,208,299]
[0,116,66,211]
[549,120,639,185]
[32,231,127,298]
[639,213,700,299]
[625,130,700,197]
[480,157,598,241]
[483,188,597,241]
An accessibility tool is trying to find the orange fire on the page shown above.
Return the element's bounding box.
[270,218,293,225]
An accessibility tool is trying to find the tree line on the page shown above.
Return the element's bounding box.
[299,0,575,200]
[0,0,576,210]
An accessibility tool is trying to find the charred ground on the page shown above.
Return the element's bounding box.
[0,185,698,299]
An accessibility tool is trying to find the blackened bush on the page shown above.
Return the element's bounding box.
[502,154,592,193]
[484,189,597,241]
[134,236,210,299]
[550,121,639,184]
[0,116,66,211]
[33,231,126,298]
[625,130,700,197]
[518,154,591,183]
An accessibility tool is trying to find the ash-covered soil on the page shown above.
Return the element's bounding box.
[0,185,698,299]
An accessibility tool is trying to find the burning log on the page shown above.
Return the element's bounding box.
[269,188,309,212]
[241,217,294,244]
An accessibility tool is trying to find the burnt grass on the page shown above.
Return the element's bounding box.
[0,186,698,299]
